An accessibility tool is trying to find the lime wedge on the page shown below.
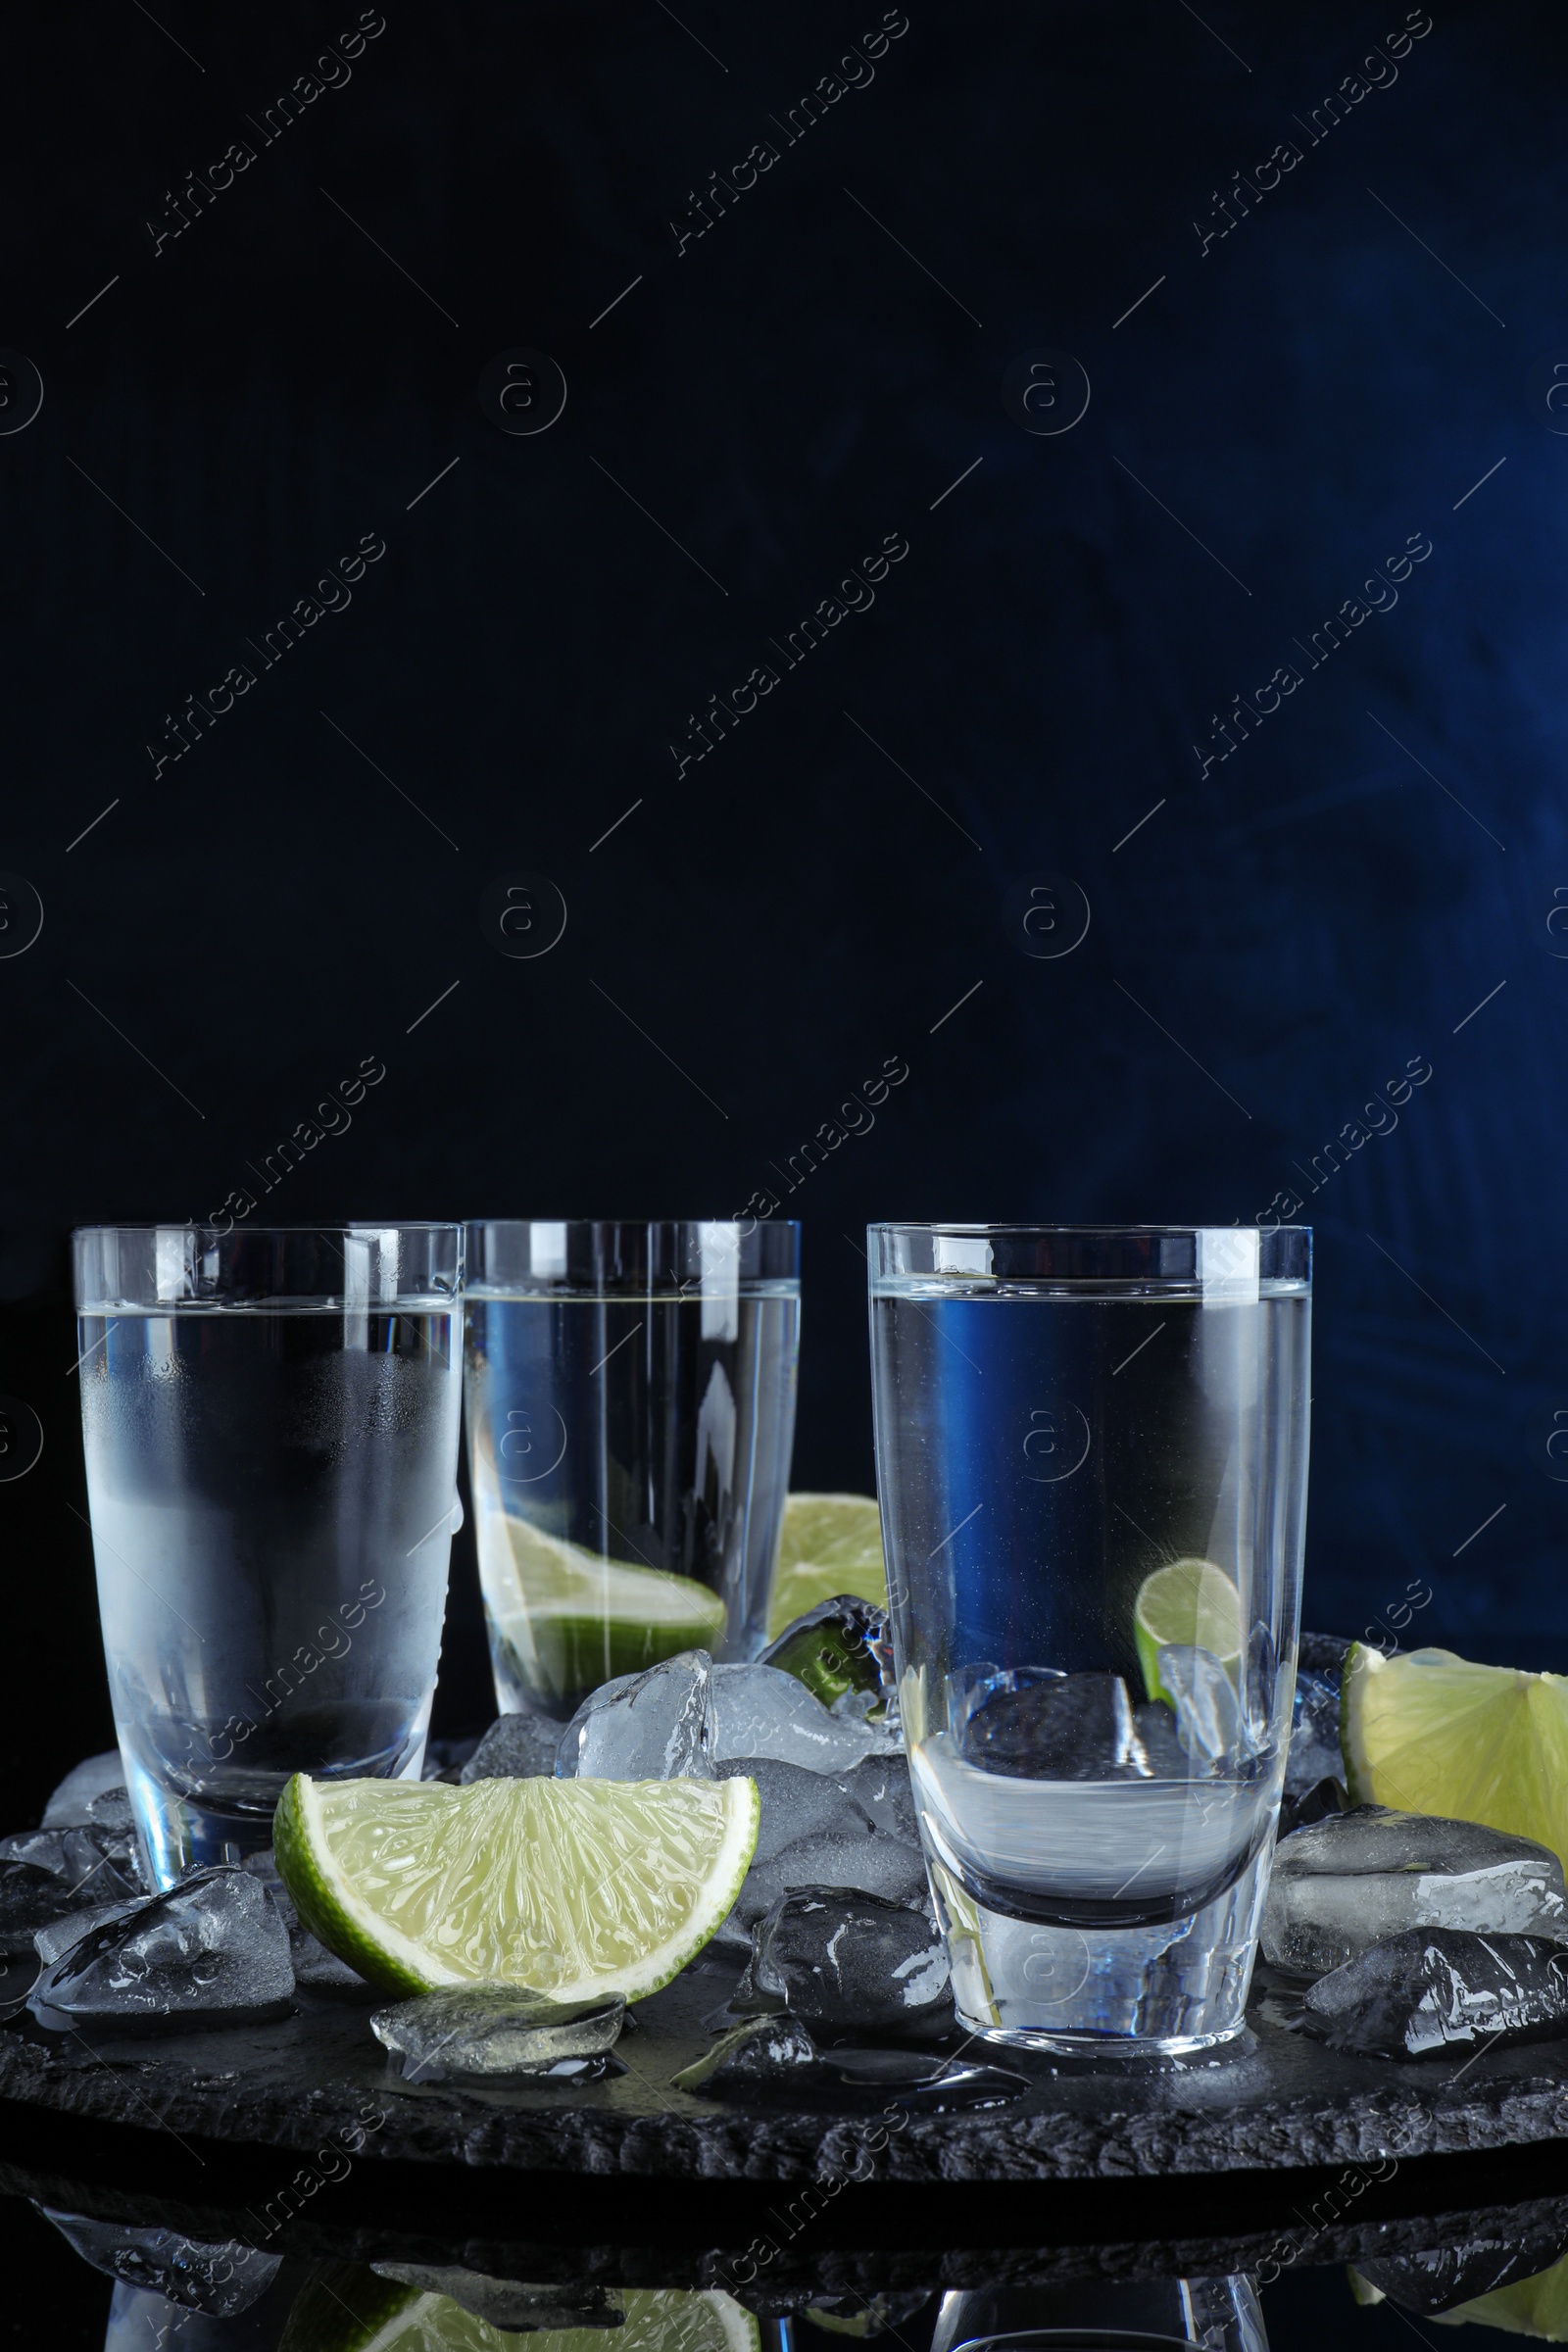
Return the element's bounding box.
[273,1771,759,2000]
[283,2268,416,2352]
[489,1514,727,1703]
[1342,1642,1568,1868]
[1133,1557,1244,1702]
[1430,2249,1568,2336]
[768,1494,887,1639]
[283,2272,760,2352]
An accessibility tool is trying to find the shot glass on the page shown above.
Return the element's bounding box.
[74,1223,465,1886]
[932,2279,1266,2352]
[464,1219,801,1720]
[868,1222,1311,2055]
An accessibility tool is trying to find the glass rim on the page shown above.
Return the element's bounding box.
[464,1216,803,1232]
[72,1220,463,1238]
[866,1220,1311,1236]
[73,1222,463,1313]
[465,1216,800,1298]
[868,1221,1309,1295]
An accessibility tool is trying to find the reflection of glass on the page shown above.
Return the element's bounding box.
[869,1223,1311,2056]
[932,2281,1267,2351]
[103,2269,302,2352]
[465,1221,801,1720]
[75,1225,465,1889]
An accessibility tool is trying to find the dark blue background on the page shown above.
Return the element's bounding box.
[2,0,1564,1793]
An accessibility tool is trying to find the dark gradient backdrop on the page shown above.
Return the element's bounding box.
[2,0,1564,1808]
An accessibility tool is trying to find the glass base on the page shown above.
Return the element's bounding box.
[957,2015,1250,2060]
[931,1840,1272,2055]
[120,1713,432,1890]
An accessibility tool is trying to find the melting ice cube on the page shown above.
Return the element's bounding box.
[30,1867,293,2027]
[557,1652,715,1780]
[371,1983,625,2081]
[733,1886,952,2038]
[1301,1926,1568,2057]
[1263,1804,1567,1977]
[40,2211,279,2315]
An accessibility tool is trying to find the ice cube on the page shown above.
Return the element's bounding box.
[41,1751,127,1828]
[0,1823,144,1954]
[1298,1630,1352,1677]
[34,1901,136,1965]
[1156,1643,1243,1765]
[734,1888,953,2038]
[39,2210,280,2315]
[30,1866,294,2027]
[557,1652,715,1780]
[958,1672,1167,1781]
[759,1595,897,1720]
[1131,1698,1192,1778]
[371,1983,625,2082]
[672,2013,821,2093]
[71,1787,135,1834]
[287,1924,366,1990]
[1352,2211,1568,2316]
[370,2271,622,2329]
[822,2048,1026,2107]
[1262,1804,1567,1977]
[1277,1776,1347,1841]
[675,2016,1019,2109]
[710,1662,897,1774]
[712,1757,930,1936]
[240,1848,364,1989]
[460,1711,565,1783]
[1286,1668,1347,1795]
[244,1860,368,1992]
[1300,1927,1568,2057]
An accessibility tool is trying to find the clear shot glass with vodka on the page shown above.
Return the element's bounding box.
[74,1223,465,1886]
[464,1218,801,1721]
[868,1221,1310,2055]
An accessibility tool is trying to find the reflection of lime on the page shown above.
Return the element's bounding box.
[1348,2250,1568,2336]
[805,2309,906,2341]
[284,2273,760,2352]
[1343,1643,1568,1870]
[273,1770,758,2000]
[1437,2251,1568,2335]
[495,1514,726,1701]
[1133,1558,1243,1703]
[768,1494,887,1638]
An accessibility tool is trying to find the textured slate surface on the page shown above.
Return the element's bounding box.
[4,2153,1568,2304]
[3,1958,1568,2183]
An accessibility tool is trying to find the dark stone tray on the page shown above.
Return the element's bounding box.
[6,2131,1568,2300]
[2,1954,1567,2189]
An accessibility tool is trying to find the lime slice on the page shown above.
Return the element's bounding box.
[490,1514,727,1703]
[1342,1642,1568,1868]
[1431,2250,1568,2336]
[273,1771,759,2000]
[768,1494,887,1639]
[1133,1557,1244,1702]
[283,2272,760,2352]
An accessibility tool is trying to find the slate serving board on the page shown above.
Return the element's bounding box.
[0,1956,1566,2184]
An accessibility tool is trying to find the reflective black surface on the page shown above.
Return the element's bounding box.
[9,2144,1568,2351]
